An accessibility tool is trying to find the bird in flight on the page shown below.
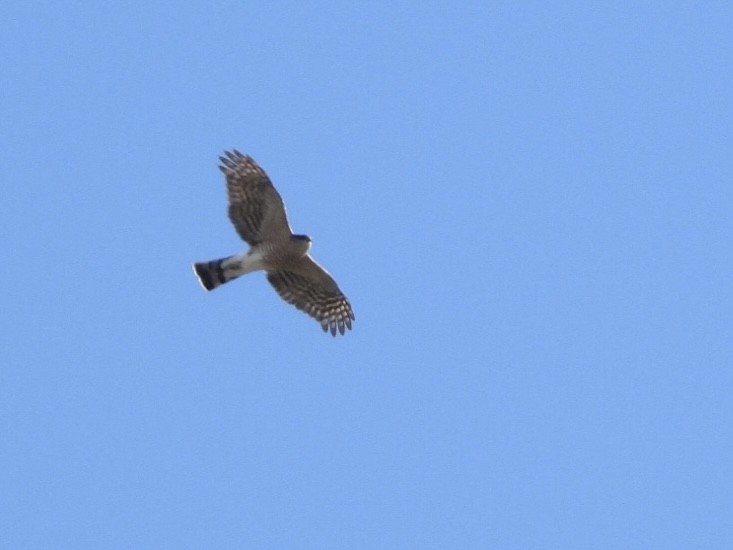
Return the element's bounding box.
[193,150,355,336]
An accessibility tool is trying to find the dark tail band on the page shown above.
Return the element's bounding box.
[192,259,229,291]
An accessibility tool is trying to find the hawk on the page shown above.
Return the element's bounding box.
[193,150,355,336]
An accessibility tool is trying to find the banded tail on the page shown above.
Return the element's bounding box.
[193,257,235,291]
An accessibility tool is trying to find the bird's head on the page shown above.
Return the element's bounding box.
[291,234,312,255]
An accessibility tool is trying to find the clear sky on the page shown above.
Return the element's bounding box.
[1,2,731,548]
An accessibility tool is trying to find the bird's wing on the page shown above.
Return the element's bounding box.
[219,150,292,245]
[266,255,355,336]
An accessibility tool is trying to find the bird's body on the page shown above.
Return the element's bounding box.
[193,151,355,336]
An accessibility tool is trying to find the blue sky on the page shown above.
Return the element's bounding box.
[1,2,731,548]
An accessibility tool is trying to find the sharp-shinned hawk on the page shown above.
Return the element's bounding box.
[192,150,355,336]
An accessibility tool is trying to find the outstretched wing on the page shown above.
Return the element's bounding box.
[266,256,355,336]
[219,150,292,245]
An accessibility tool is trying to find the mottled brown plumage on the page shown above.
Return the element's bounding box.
[220,151,291,246]
[193,150,355,336]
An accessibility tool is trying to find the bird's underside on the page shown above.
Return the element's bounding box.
[192,150,355,336]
